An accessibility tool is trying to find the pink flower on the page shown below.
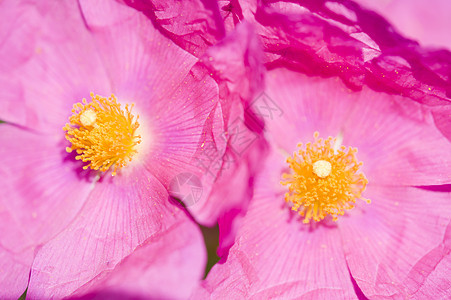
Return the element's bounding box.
[0,0,248,297]
[195,64,451,298]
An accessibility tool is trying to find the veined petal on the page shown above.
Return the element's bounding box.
[68,206,206,300]
[340,87,451,186]
[0,125,93,242]
[0,225,33,298]
[141,64,222,189]
[263,68,356,154]
[78,0,200,110]
[27,167,185,298]
[339,185,451,298]
[0,124,95,298]
[410,251,451,300]
[264,67,451,187]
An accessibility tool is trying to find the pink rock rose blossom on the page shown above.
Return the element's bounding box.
[195,66,451,299]
[194,1,451,298]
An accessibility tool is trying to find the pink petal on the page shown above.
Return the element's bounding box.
[212,139,268,247]
[77,5,224,194]
[78,0,200,109]
[340,86,451,186]
[410,252,451,299]
[0,204,33,298]
[1,0,208,135]
[232,0,451,144]
[0,125,93,245]
[141,64,222,188]
[432,104,451,143]
[27,167,188,298]
[0,0,111,132]
[339,185,451,298]
[196,151,357,299]
[354,0,451,50]
[0,124,95,297]
[218,0,247,33]
[0,127,91,241]
[202,21,264,108]
[263,68,356,154]
[0,215,33,298]
[70,206,206,299]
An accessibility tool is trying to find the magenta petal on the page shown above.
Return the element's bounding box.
[71,207,206,299]
[123,0,225,57]
[235,0,451,106]
[202,21,264,108]
[196,151,357,299]
[187,22,267,226]
[27,167,186,298]
[339,185,451,298]
[218,0,247,32]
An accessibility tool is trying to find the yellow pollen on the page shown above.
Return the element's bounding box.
[281,132,370,224]
[63,93,141,176]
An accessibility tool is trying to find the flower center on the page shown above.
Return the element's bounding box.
[281,132,370,223]
[312,160,332,178]
[63,93,141,176]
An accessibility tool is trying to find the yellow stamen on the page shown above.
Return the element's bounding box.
[63,93,141,176]
[281,132,370,223]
